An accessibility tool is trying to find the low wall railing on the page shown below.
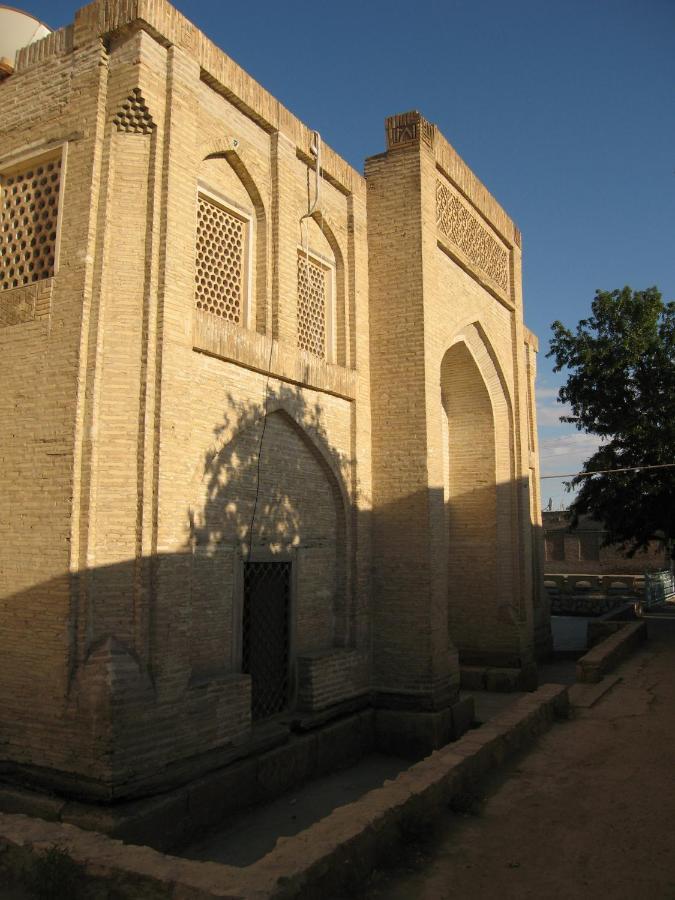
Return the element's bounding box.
[640,569,675,613]
[546,570,675,617]
[544,574,643,616]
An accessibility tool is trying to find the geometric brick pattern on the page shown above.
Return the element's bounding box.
[112,88,154,134]
[436,179,509,292]
[0,156,61,292]
[195,194,245,323]
[297,252,326,357]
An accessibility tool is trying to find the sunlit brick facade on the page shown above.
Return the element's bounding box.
[0,0,549,801]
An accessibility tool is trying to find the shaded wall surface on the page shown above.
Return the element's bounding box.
[0,0,547,798]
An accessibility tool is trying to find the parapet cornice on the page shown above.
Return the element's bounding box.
[384,110,521,250]
[13,0,366,199]
[523,326,539,351]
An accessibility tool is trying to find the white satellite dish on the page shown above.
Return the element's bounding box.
[0,5,51,73]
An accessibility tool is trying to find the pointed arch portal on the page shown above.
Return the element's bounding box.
[440,326,522,666]
[442,341,498,656]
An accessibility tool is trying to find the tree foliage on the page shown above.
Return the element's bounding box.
[548,286,675,559]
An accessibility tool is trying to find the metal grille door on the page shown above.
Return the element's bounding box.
[242,561,291,721]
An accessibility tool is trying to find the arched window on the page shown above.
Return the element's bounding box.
[195,152,266,331]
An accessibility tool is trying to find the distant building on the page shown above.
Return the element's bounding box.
[542,510,667,615]
[542,511,666,575]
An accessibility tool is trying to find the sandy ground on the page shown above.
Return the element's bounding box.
[359,617,675,900]
[3,616,672,898]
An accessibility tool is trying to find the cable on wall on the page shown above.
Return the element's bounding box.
[299,131,324,268]
[246,132,324,559]
[246,335,275,559]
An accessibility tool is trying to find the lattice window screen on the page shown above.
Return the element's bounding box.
[195,194,246,324]
[0,156,61,292]
[297,252,327,358]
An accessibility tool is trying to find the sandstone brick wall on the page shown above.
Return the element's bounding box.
[0,26,112,783]
[367,111,547,685]
[0,0,371,795]
[0,1,544,797]
[296,649,369,712]
[524,329,550,653]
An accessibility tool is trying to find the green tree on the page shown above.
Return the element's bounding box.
[548,286,675,561]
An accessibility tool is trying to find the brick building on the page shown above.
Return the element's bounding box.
[0,0,549,804]
[543,511,667,576]
[542,511,668,616]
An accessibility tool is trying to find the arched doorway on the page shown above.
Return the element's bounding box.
[189,403,350,716]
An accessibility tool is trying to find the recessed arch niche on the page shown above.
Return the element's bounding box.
[441,329,518,663]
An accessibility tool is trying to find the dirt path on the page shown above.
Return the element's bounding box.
[361,621,675,900]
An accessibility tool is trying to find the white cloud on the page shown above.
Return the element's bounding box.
[539,432,602,476]
[536,385,571,426]
[537,402,571,427]
[540,432,599,456]
[535,381,602,508]
[535,386,559,400]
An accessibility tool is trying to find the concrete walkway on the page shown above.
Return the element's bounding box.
[360,617,675,900]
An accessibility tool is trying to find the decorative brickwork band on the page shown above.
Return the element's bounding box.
[386,111,435,150]
[113,88,155,134]
[436,179,509,293]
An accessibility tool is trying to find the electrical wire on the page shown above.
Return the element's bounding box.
[247,335,275,558]
[299,131,322,270]
[541,462,675,480]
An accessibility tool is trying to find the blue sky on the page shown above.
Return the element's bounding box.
[24,0,675,507]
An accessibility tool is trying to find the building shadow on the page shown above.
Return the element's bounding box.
[0,385,548,803]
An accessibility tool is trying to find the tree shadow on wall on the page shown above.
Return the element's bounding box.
[0,380,361,801]
[188,382,353,558]
[184,381,358,678]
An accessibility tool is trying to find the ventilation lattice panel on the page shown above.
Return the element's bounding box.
[0,156,61,292]
[195,195,245,324]
[297,253,326,358]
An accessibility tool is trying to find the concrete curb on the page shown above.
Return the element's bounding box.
[568,675,621,709]
[0,709,377,853]
[0,684,569,900]
[576,621,647,684]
